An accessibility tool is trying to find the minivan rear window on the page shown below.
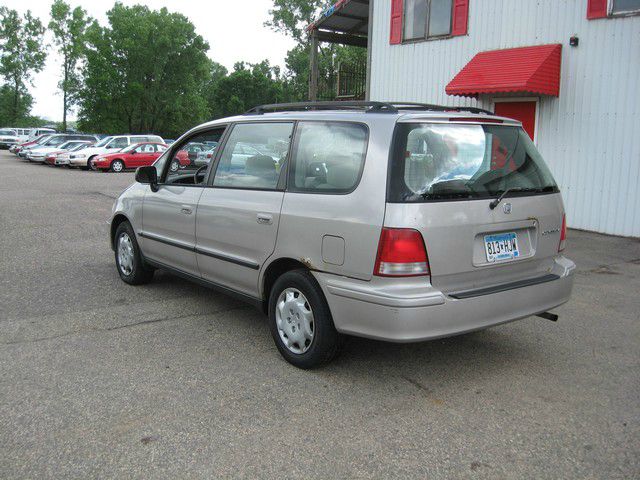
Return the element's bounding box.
[388,123,559,202]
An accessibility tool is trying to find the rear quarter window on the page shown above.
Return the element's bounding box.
[288,121,368,194]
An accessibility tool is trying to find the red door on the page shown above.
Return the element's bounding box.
[494,101,537,141]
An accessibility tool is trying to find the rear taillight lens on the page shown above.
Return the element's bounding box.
[558,214,567,252]
[374,228,430,277]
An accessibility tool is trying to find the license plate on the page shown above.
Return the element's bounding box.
[484,232,519,262]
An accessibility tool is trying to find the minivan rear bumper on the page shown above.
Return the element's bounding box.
[313,255,575,342]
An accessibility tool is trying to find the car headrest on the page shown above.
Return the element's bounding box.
[245,155,275,176]
[326,163,358,190]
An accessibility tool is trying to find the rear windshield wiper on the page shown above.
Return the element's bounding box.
[489,187,524,210]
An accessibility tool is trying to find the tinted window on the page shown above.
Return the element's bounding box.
[613,0,640,12]
[389,123,558,202]
[289,122,368,193]
[213,123,292,190]
[108,138,128,149]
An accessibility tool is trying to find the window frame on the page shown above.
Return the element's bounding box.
[402,0,454,43]
[156,124,230,187]
[285,120,370,196]
[206,120,296,192]
[610,0,640,16]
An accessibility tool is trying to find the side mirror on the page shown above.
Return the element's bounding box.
[135,166,159,192]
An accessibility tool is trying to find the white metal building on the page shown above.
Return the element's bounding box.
[307,0,640,237]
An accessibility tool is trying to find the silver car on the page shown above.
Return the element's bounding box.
[109,102,575,368]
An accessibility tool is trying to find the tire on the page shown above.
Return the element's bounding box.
[86,156,96,170]
[114,221,154,285]
[111,159,125,173]
[169,160,180,173]
[268,269,341,369]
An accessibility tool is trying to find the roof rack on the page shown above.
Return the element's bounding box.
[244,101,494,116]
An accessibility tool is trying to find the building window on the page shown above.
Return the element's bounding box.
[612,0,640,14]
[403,0,453,41]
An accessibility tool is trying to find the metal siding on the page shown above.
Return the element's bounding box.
[371,0,640,236]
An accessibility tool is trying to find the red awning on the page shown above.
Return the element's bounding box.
[446,44,562,98]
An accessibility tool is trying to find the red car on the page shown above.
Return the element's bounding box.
[91,142,168,172]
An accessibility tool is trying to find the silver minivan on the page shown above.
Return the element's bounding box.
[109,102,575,368]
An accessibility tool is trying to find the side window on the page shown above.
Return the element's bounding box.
[164,128,226,184]
[213,122,293,190]
[108,138,128,149]
[141,144,155,153]
[289,122,368,193]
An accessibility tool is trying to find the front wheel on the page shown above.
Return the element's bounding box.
[169,160,180,173]
[114,221,154,285]
[268,269,341,369]
[111,159,125,173]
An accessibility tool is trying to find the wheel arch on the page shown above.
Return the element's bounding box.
[260,257,310,313]
[110,213,131,250]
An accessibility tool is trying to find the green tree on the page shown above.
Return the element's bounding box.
[266,0,367,101]
[0,7,46,124]
[207,60,290,118]
[0,84,32,125]
[49,0,91,131]
[77,3,211,137]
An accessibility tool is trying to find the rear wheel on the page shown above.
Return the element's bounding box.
[114,221,154,285]
[111,159,125,173]
[169,160,180,172]
[268,269,341,368]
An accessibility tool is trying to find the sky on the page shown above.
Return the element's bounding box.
[2,0,297,121]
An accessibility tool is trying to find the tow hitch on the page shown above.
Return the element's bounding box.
[536,311,559,322]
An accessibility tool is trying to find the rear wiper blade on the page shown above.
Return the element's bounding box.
[489,187,525,210]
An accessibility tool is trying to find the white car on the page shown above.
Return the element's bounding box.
[26,134,100,162]
[0,128,21,149]
[68,134,164,168]
[28,140,95,163]
[27,128,56,141]
[54,143,93,166]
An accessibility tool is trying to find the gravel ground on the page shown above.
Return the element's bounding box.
[0,150,638,479]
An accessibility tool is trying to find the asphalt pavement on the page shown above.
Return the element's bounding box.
[0,150,638,479]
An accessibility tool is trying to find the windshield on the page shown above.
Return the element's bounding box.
[121,143,141,153]
[389,123,558,202]
[69,143,88,152]
[94,136,112,147]
[43,136,68,147]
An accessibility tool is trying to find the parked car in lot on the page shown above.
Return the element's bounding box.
[27,137,98,163]
[22,134,97,159]
[91,142,168,172]
[0,128,22,149]
[52,143,93,166]
[69,134,164,169]
[43,140,95,165]
[27,127,56,141]
[109,101,575,368]
[169,141,217,172]
[17,134,56,157]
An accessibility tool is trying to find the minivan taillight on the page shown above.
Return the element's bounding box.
[374,228,430,277]
[558,214,567,252]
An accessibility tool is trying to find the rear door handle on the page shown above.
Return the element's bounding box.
[181,205,193,215]
[257,213,273,225]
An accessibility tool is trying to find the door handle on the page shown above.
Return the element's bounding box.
[257,213,273,225]
[181,205,193,215]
